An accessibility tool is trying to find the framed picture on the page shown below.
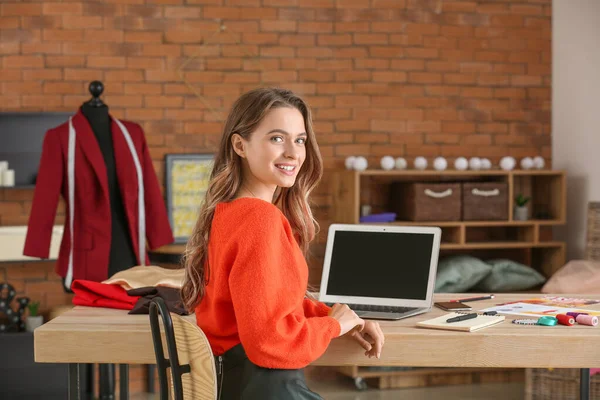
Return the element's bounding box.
[165,154,214,243]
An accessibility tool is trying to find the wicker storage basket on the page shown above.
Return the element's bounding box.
[586,202,600,261]
[390,182,461,221]
[525,369,600,400]
[461,182,509,221]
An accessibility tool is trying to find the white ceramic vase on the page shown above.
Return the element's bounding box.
[514,206,529,221]
[25,316,43,332]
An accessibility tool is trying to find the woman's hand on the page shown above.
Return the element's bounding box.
[350,320,385,359]
[329,303,365,337]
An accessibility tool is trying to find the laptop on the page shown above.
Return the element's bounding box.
[319,224,442,321]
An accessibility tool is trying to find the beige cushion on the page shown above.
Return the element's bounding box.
[541,260,600,294]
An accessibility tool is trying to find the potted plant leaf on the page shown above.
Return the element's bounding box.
[25,301,43,332]
[514,194,530,221]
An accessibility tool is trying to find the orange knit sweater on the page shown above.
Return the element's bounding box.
[195,197,341,369]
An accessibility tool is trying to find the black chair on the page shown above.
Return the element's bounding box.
[149,297,217,400]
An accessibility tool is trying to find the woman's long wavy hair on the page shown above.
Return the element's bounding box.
[181,87,323,312]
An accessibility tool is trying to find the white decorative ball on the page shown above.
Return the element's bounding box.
[344,156,356,170]
[353,156,368,171]
[533,156,545,169]
[500,156,516,171]
[481,158,492,170]
[454,157,468,171]
[520,157,534,170]
[414,156,428,170]
[395,157,407,170]
[469,157,482,170]
[380,156,395,171]
[433,157,447,171]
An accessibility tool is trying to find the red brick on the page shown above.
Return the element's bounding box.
[404,48,438,59]
[425,86,459,97]
[21,16,61,29]
[354,59,389,69]
[354,34,388,45]
[389,133,423,145]
[223,72,259,84]
[318,34,351,46]
[144,95,183,108]
[5,56,44,69]
[316,59,352,70]
[280,34,316,47]
[3,82,43,95]
[279,58,315,70]
[409,72,442,84]
[142,44,181,57]
[407,121,441,133]
[62,15,102,29]
[443,1,477,12]
[373,71,407,82]
[261,70,298,83]
[335,21,369,33]
[460,87,492,98]
[42,29,83,41]
[298,22,332,33]
[21,42,61,55]
[444,73,476,85]
[43,2,83,15]
[299,71,334,82]
[0,17,19,29]
[242,33,278,45]
[260,46,299,58]
[46,55,86,67]
[86,56,126,69]
[122,84,163,97]
[2,3,43,16]
[426,134,460,144]
[511,75,542,86]
[261,20,297,32]
[297,47,332,58]
[23,69,63,80]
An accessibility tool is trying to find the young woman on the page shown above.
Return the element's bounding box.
[181,87,385,399]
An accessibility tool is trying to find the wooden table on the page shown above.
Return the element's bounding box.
[35,294,600,399]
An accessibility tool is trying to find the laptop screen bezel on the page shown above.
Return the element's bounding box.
[318,223,442,309]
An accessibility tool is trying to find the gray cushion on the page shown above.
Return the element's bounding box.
[475,259,546,292]
[434,255,492,293]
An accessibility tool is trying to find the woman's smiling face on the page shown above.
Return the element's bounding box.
[235,107,307,194]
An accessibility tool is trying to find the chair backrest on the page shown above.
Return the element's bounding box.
[149,297,217,400]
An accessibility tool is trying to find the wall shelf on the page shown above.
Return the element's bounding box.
[332,168,567,277]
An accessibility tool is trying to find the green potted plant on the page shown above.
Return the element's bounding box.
[25,301,43,332]
[514,194,530,221]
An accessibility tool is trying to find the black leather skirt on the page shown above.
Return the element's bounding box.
[215,344,323,400]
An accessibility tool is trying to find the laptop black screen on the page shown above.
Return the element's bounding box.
[325,230,435,300]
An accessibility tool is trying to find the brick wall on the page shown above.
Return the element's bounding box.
[0,0,551,392]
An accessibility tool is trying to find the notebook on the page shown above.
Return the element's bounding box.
[417,312,505,332]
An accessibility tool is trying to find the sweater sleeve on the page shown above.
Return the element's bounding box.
[303,297,332,318]
[228,206,341,369]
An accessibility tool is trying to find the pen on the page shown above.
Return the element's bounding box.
[446,313,478,323]
[450,295,494,303]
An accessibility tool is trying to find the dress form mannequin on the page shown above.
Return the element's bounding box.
[80,81,136,400]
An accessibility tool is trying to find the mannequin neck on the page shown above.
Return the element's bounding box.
[81,102,110,128]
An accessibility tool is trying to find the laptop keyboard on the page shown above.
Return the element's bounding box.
[324,303,417,314]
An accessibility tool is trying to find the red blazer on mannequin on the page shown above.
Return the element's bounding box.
[24,109,174,284]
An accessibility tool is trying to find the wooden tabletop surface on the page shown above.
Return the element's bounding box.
[35,294,600,368]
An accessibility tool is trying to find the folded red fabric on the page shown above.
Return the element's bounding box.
[71,279,141,310]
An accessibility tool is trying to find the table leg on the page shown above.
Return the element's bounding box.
[69,363,82,400]
[581,368,590,400]
[120,364,129,400]
[99,364,115,399]
[147,365,155,393]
